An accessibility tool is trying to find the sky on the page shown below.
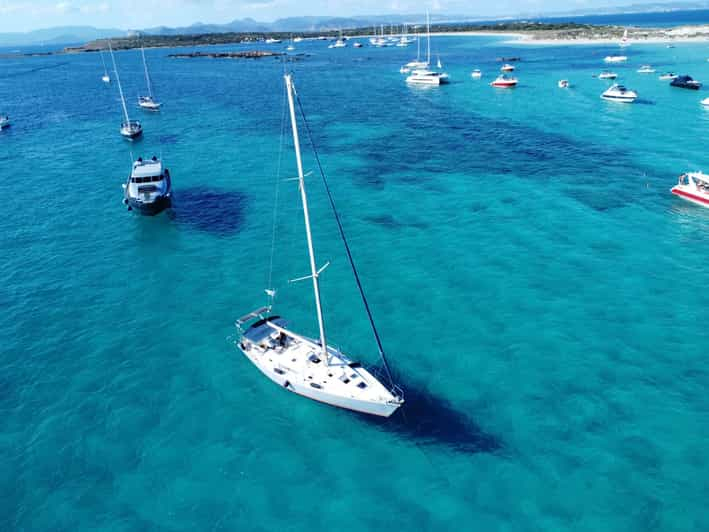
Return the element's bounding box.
[0,0,690,33]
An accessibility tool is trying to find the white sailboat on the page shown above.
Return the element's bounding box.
[109,42,142,139]
[406,13,449,85]
[401,31,428,72]
[138,46,161,111]
[235,74,404,417]
[619,28,630,47]
[99,49,111,83]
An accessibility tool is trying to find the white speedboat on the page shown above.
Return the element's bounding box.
[265,38,281,44]
[601,84,637,103]
[637,65,655,73]
[701,97,709,107]
[235,74,404,418]
[558,79,570,88]
[138,46,161,111]
[672,172,709,208]
[293,37,303,43]
[490,75,518,88]
[122,156,172,215]
[0,115,10,129]
[109,42,143,139]
[659,72,678,80]
[353,42,362,48]
[604,55,628,63]
[471,69,482,78]
[500,63,515,72]
[598,71,618,79]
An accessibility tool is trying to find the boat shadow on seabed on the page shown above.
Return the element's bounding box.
[167,187,248,236]
[356,373,502,455]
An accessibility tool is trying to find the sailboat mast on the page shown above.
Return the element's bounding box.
[109,42,131,125]
[141,46,153,98]
[426,11,431,64]
[284,74,329,362]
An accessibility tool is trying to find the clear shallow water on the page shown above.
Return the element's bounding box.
[2,36,709,531]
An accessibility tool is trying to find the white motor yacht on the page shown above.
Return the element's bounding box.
[235,74,404,418]
[601,84,637,103]
[659,72,678,80]
[637,65,655,73]
[598,71,618,79]
[604,55,628,63]
[471,69,482,78]
[558,79,570,88]
[122,156,172,215]
[265,38,282,44]
[701,97,709,107]
[500,64,515,72]
[671,172,709,208]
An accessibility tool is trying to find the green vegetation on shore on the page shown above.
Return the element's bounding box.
[66,21,609,53]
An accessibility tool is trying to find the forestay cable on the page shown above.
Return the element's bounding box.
[292,88,398,393]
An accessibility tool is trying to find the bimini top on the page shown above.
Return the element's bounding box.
[131,156,163,178]
[243,316,288,344]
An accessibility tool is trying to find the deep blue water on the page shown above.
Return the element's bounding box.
[2,36,709,530]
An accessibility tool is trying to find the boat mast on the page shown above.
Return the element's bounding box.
[109,42,131,125]
[284,74,329,363]
[426,11,431,65]
[141,46,153,98]
[100,50,108,76]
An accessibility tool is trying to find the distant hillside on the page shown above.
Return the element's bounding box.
[0,26,125,46]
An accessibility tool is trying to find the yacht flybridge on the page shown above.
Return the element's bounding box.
[109,42,142,139]
[138,46,161,111]
[122,156,172,215]
[235,74,404,417]
[672,172,709,208]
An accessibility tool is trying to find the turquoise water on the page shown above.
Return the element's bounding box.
[2,36,709,530]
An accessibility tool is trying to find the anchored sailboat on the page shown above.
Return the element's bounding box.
[109,42,142,139]
[138,46,161,111]
[99,49,110,83]
[235,74,404,417]
[406,13,449,85]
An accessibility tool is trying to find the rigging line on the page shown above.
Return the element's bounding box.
[266,77,289,308]
[292,89,398,393]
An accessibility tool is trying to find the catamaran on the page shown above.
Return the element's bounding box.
[138,46,161,111]
[109,42,142,139]
[235,74,404,417]
[406,13,449,85]
[99,49,111,83]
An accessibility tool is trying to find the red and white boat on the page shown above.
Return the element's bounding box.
[671,172,709,207]
[490,75,518,88]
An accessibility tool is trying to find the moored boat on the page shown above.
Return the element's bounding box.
[637,65,655,73]
[490,74,518,88]
[598,71,618,79]
[604,55,628,63]
[658,72,678,80]
[670,75,701,90]
[671,172,709,208]
[109,42,143,139]
[471,69,482,78]
[558,79,570,88]
[601,84,637,103]
[234,74,404,417]
[122,156,172,215]
[500,63,515,72]
[0,115,10,129]
[701,97,709,107]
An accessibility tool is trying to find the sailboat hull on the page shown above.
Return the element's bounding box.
[238,343,401,417]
